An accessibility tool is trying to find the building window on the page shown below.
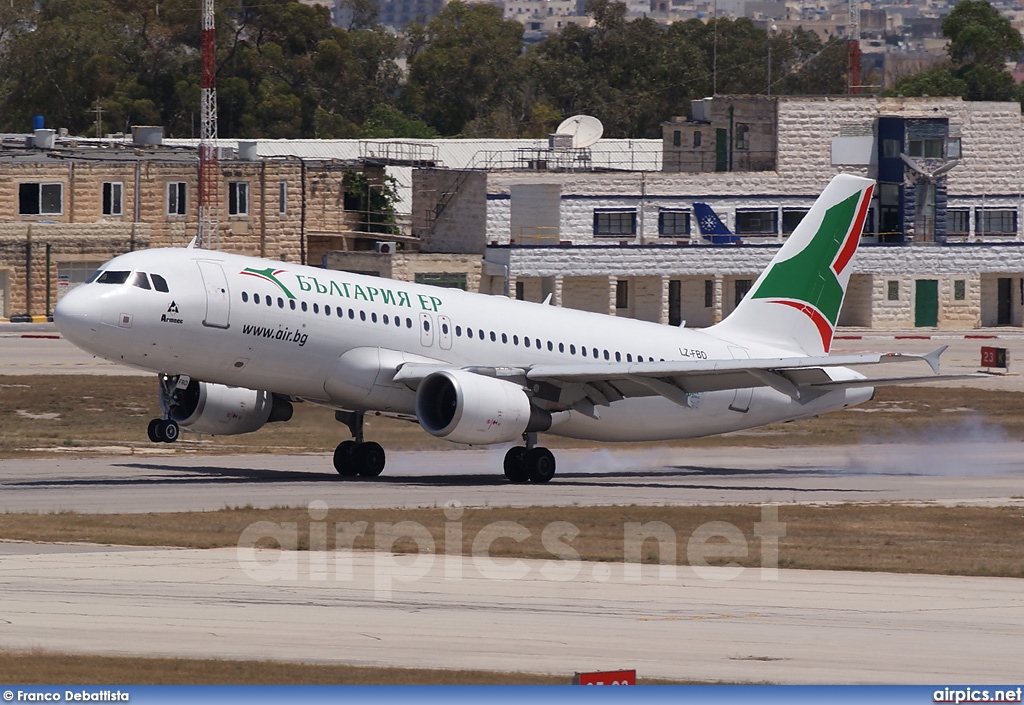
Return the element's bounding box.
[907,138,943,159]
[18,183,63,215]
[735,123,750,151]
[593,209,637,236]
[704,279,713,308]
[887,280,899,301]
[167,182,187,216]
[976,209,1017,235]
[616,280,629,309]
[882,139,900,158]
[102,182,123,216]
[672,130,681,147]
[658,209,690,236]
[735,279,752,303]
[693,131,702,147]
[948,209,969,236]
[515,281,524,300]
[278,181,287,214]
[414,272,467,290]
[229,182,249,216]
[879,183,901,238]
[954,279,966,301]
[781,208,808,235]
[735,209,777,235]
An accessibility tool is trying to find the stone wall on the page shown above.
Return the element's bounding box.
[0,222,149,317]
[486,242,1024,330]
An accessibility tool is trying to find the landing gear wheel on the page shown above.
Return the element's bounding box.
[160,419,179,443]
[524,447,556,483]
[333,440,358,476]
[353,442,386,477]
[147,419,164,443]
[503,446,529,483]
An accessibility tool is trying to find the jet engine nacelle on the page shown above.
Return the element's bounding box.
[170,379,293,436]
[415,369,551,445]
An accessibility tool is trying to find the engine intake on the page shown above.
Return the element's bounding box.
[170,379,293,436]
[415,369,550,445]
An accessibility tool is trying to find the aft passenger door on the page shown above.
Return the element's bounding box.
[196,260,231,329]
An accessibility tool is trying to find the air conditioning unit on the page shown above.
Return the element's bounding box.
[375,241,396,254]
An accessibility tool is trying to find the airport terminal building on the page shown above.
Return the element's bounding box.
[3,95,1024,329]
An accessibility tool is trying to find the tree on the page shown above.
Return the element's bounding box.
[400,2,525,136]
[886,0,1023,101]
[942,0,1024,71]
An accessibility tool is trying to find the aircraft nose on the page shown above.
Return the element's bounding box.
[53,286,100,347]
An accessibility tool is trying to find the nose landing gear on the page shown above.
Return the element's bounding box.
[148,373,186,443]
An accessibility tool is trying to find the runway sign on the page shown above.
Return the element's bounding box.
[981,346,1008,370]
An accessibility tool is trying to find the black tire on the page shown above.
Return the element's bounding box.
[161,419,179,443]
[354,441,386,477]
[503,446,529,483]
[524,447,556,483]
[147,419,164,443]
[333,440,358,476]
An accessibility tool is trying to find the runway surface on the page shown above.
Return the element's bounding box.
[2,543,1021,684]
[2,443,1024,513]
[4,324,1024,684]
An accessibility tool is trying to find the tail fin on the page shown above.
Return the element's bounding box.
[710,174,875,355]
[694,203,742,244]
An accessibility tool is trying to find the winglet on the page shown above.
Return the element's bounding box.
[187,236,198,250]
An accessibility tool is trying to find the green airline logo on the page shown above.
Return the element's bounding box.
[749,186,870,351]
[241,267,296,299]
[752,189,862,326]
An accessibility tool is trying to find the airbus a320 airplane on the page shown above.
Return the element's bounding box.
[54,174,953,483]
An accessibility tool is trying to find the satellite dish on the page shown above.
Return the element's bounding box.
[556,115,603,149]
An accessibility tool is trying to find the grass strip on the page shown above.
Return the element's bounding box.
[2,504,1022,577]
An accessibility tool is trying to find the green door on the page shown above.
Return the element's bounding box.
[914,279,938,327]
[715,129,728,172]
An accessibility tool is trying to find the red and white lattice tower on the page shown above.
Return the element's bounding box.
[846,0,862,94]
[197,0,219,248]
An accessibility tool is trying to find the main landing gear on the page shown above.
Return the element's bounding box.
[333,410,386,478]
[148,374,183,443]
[503,433,556,484]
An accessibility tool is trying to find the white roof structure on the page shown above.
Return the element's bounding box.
[161,137,663,215]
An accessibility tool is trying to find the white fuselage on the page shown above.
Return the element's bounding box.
[54,248,871,443]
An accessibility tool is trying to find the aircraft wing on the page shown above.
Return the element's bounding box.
[393,347,963,416]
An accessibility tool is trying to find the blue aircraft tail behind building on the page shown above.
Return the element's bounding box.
[693,203,743,244]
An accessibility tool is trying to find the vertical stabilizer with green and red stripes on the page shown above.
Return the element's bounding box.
[710,174,875,356]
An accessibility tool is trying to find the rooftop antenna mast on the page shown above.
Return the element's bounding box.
[197,0,219,249]
[846,0,861,94]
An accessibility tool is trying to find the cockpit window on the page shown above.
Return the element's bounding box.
[96,270,131,285]
[86,269,104,284]
[131,272,151,290]
[151,274,169,292]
